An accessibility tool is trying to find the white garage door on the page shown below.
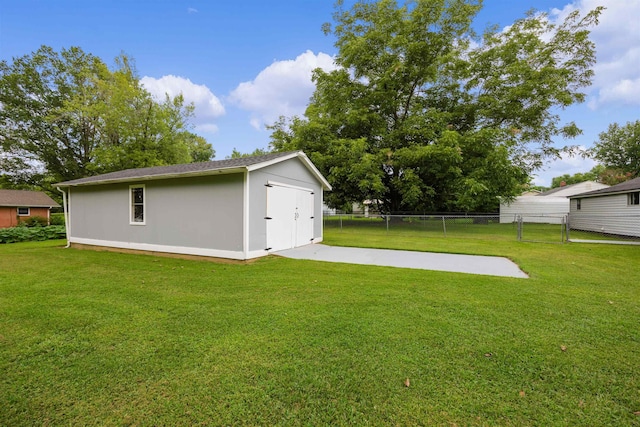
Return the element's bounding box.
[266,184,314,252]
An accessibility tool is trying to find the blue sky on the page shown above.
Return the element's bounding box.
[1,0,638,186]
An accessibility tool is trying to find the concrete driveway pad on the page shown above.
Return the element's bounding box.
[275,244,528,278]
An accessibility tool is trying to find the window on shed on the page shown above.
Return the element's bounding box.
[130,185,145,224]
[17,207,30,216]
[576,199,581,210]
[629,192,640,206]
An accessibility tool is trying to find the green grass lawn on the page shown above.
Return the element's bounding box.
[1,237,639,426]
[324,215,569,244]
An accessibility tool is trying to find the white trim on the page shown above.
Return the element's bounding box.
[263,239,323,255]
[243,170,250,259]
[246,152,300,171]
[246,249,270,259]
[296,151,332,190]
[129,184,146,225]
[67,187,72,239]
[247,151,332,190]
[56,187,71,248]
[17,207,30,216]
[320,190,324,241]
[267,180,313,193]
[69,237,249,260]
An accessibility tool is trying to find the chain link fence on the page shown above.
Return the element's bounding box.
[323,212,640,245]
[324,213,515,242]
[515,215,568,243]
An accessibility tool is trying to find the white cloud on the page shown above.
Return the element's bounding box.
[532,146,597,187]
[140,75,225,119]
[228,50,337,130]
[195,124,219,134]
[550,0,640,108]
[187,7,198,14]
[596,77,640,106]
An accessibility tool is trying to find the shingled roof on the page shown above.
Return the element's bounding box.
[569,177,640,198]
[54,151,331,189]
[0,190,60,207]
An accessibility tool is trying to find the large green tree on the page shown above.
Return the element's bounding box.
[590,120,640,178]
[551,166,603,188]
[270,0,602,213]
[0,46,214,189]
[550,164,633,188]
[227,147,270,159]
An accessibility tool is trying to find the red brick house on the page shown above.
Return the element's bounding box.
[0,189,60,228]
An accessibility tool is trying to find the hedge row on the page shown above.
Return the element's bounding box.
[50,213,66,226]
[0,226,66,244]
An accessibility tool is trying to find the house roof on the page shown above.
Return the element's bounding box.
[569,177,640,199]
[54,151,332,190]
[537,180,608,198]
[0,189,60,208]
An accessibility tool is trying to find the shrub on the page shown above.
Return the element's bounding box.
[0,226,66,244]
[20,216,49,227]
[50,213,66,226]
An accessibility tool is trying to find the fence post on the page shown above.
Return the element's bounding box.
[339,214,343,231]
[517,215,522,241]
[386,215,389,233]
[565,214,570,242]
[442,216,447,237]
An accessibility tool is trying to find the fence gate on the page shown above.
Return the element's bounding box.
[517,215,568,243]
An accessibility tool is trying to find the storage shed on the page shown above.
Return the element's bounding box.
[55,151,332,260]
[0,189,60,228]
[569,177,640,237]
[500,181,609,224]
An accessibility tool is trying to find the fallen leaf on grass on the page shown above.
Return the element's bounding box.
[634,411,640,416]
[404,378,410,387]
[484,353,492,358]
[579,400,584,407]
[560,345,567,352]
[608,300,614,304]
[519,390,526,397]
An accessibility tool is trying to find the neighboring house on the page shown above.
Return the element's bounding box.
[0,189,60,228]
[500,181,609,224]
[352,200,380,217]
[55,151,332,260]
[569,177,640,238]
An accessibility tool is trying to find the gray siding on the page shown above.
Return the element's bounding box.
[248,159,324,251]
[70,174,244,251]
[570,194,640,237]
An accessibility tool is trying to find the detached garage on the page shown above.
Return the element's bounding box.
[55,151,331,260]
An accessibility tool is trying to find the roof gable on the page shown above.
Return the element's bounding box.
[0,190,60,207]
[538,181,608,198]
[54,151,332,190]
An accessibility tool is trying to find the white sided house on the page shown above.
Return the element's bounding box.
[55,151,332,260]
[569,177,640,238]
[500,181,609,224]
